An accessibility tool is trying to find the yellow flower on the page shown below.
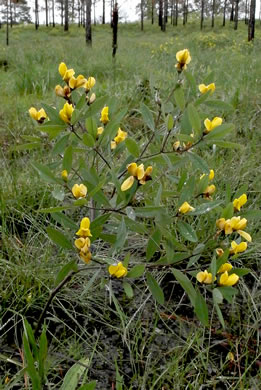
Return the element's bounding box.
[204,117,222,133]
[97,126,104,136]
[80,251,92,264]
[179,201,195,214]
[59,102,74,123]
[204,184,216,198]
[74,237,91,253]
[111,128,128,149]
[76,217,92,237]
[55,84,71,99]
[72,183,87,199]
[200,169,215,181]
[173,141,181,151]
[121,163,152,191]
[196,270,213,284]
[100,106,109,125]
[216,217,251,241]
[219,271,239,286]
[230,241,247,255]
[61,169,68,181]
[69,74,87,89]
[121,176,135,191]
[198,83,215,94]
[233,193,247,212]
[175,49,191,71]
[58,62,75,83]
[29,107,48,123]
[218,262,233,273]
[108,262,128,278]
[216,248,224,257]
[127,163,145,180]
[88,93,96,104]
[139,166,153,185]
[85,76,96,90]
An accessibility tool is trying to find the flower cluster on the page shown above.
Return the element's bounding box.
[75,217,92,263]
[121,163,153,191]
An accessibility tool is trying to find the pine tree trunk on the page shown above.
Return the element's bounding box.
[35,0,39,29]
[86,0,92,45]
[52,0,55,26]
[6,0,9,45]
[186,0,188,22]
[175,0,178,25]
[230,0,234,21]
[159,0,163,26]
[245,0,248,24]
[61,0,64,25]
[248,0,256,40]
[152,0,154,24]
[10,1,12,27]
[165,0,168,23]
[112,2,118,57]
[64,0,69,30]
[183,0,186,24]
[102,0,105,24]
[234,0,239,29]
[211,0,215,27]
[45,0,48,26]
[223,0,227,25]
[141,0,144,30]
[200,0,204,29]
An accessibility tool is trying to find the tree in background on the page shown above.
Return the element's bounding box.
[86,0,91,45]
[64,0,68,30]
[248,0,255,40]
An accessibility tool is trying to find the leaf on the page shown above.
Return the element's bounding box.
[85,95,108,118]
[46,227,73,249]
[125,138,140,158]
[155,252,189,265]
[42,103,65,124]
[203,123,235,140]
[123,281,134,299]
[140,103,155,131]
[10,142,41,151]
[51,187,65,201]
[127,264,145,278]
[221,202,234,219]
[39,123,67,139]
[190,200,223,215]
[60,358,89,390]
[82,133,95,147]
[23,333,41,390]
[218,286,237,303]
[38,330,48,381]
[124,217,147,234]
[240,209,261,220]
[172,268,197,306]
[85,117,97,139]
[146,272,164,305]
[52,134,70,155]
[133,206,165,217]
[214,303,225,329]
[71,109,81,125]
[32,162,61,185]
[203,100,234,113]
[213,288,223,305]
[63,145,73,172]
[78,381,97,390]
[177,221,198,243]
[55,261,78,286]
[146,229,161,260]
[232,268,251,277]
[188,152,209,172]
[194,89,212,107]
[187,103,201,135]
[205,140,242,149]
[174,86,185,110]
[167,114,174,130]
[99,108,127,144]
[52,212,78,230]
[114,217,127,250]
[195,291,209,326]
[184,71,197,94]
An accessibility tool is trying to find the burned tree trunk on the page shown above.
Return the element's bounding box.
[112,2,118,57]
[85,0,92,45]
[248,0,256,40]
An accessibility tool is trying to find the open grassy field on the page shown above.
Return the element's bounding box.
[1,19,261,389]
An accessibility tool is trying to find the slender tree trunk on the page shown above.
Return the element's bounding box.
[161,0,166,30]
[186,0,188,22]
[234,0,239,29]
[248,0,256,40]
[174,0,178,25]
[111,0,114,27]
[35,0,39,29]
[45,0,48,26]
[78,0,80,26]
[102,0,105,23]
[152,0,154,24]
[10,1,13,27]
[212,0,215,27]
[86,0,92,45]
[141,0,144,30]
[61,0,64,25]
[112,2,118,57]
[6,0,9,45]
[159,0,163,26]
[93,0,96,25]
[64,0,69,30]
[223,0,227,25]
[164,0,168,23]
[200,0,204,29]
[230,0,234,21]
[183,0,186,24]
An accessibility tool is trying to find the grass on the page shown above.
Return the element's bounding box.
[1,18,261,389]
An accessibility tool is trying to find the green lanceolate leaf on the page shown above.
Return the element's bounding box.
[32,162,62,185]
[123,281,134,299]
[85,117,97,139]
[146,229,161,260]
[140,103,155,131]
[46,227,73,249]
[52,134,70,155]
[125,138,140,158]
[172,268,196,306]
[195,290,209,326]
[188,152,209,173]
[60,358,89,390]
[63,145,73,172]
[190,200,223,215]
[203,123,235,140]
[127,264,145,278]
[114,217,127,250]
[78,381,97,390]
[174,86,185,110]
[82,133,95,147]
[187,103,201,135]
[177,221,198,243]
[55,260,78,286]
[203,100,234,113]
[145,272,164,305]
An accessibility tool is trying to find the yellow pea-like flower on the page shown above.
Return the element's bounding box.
[111,128,127,149]
[29,107,48,123]
[58,62,75,83]
[179,201,195,214]
[74,237,91,253]
[218,262,233,274]
[209,169,215,180]
[76,217,92,237]
[173,141,181,151]
[100,106,109,125]
[121,176,135,191]
[230,241,248,254]
[59,102,74,123]
[72,183,87,199]
[219,271,239,286]
[175,49,191,71]
[89,93,96,104]
[204,184,216,197]
[97,126,104,136]
[108,262,128,278]
[139,166,152,185]
[204,117,222,133]
[55,84,71,99]
[69,75,87,90]
[198,83,215,94]
[127,163,138,176]
[196,270,213,284]
[233,193,247,212]
[85,76,96,90]
[61,169,68,181]
[80,251,92,264]
[216,248,224,257]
